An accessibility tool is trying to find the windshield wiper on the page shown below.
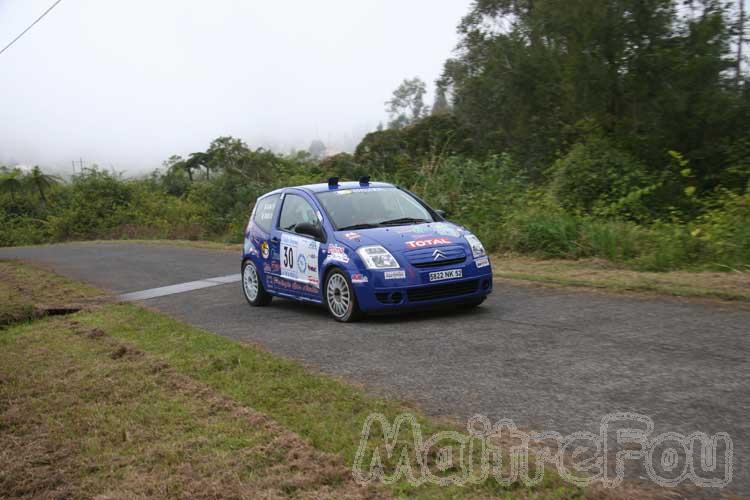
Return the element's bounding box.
[378,217,431,226]
[338,223,380,231]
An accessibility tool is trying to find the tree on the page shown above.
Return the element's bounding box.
[186,152,211,180]
[431,86,450,115]
[319,153,366,179]
[386,77,429,129]
[738,0,746,85]
[439,0,747,185]
[0,170,23,203]
[206,136,250,178]
[308,140,327,159]
[28,166,61,206]
[163,154,189,180]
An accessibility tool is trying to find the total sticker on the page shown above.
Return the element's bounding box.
[384,270,406,280]
[404,238,451,249]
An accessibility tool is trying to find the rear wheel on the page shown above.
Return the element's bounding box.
[324,269,362,322]
[242,260,272,306]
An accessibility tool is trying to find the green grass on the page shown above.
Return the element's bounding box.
[0,316,365,498]
[0,260,587,498]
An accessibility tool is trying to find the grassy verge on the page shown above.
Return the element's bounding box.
[0,260,103,326]
[492,255,750,302]
[0,316,368,498]
[0,260,590,498]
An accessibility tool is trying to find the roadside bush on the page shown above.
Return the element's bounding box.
[0,215,50,246]
[412,154,529,242]
[692,190,750,270]
[550,136,650,216]
[578,219,643,262]
[47,169,134,240]
[2,135,748,274]
[501,208,581,258]
[629,222,710,271]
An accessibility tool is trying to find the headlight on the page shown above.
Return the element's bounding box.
[356,245,400,269]
[464,234,486,258]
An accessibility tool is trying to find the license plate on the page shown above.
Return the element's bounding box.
[428,269,463,282]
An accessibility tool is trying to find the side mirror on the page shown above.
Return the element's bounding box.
[295,222,325,241]
[435,209,448,219]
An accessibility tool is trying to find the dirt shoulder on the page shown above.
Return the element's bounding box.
[492,255,750,303]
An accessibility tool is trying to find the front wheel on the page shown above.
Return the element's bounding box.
[242,260,272,306]
[324,269,362,322]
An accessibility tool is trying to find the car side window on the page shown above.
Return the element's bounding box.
[279,193,318,232]
[253,194,280,233]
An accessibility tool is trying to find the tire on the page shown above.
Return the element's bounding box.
[324,269,362,322]
[242,260,272,306]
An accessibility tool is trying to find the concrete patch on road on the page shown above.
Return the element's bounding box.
[118,274,241,301]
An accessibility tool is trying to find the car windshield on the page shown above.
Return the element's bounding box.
[316,188,434,230]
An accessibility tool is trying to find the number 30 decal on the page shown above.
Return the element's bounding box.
[280,234,321,288]
[282,245,294,269]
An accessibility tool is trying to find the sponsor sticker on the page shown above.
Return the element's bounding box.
[280,233,320,288]
[429,269,463,282]
[475,256,490,268]
[384,270,406,280]
[344,232,361,240]
[326,244,349,263]
[351,273,369,284]
[404,237,451,249]
[260,241,270,259]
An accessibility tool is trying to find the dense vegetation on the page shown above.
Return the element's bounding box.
[2,0,749,271]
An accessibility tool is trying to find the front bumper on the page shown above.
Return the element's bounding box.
[353,256,493,312]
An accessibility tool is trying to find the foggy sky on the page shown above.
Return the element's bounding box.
[0,0,470,173]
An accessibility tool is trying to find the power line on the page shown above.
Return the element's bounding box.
[0,0,64,57]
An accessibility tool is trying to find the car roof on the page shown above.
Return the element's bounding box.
[296,181,394,194]
[261,181,395,197]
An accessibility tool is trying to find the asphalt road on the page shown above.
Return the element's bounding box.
[2,242,748,497]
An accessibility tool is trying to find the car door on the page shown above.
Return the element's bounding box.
[248,193,281,284]
[270,191,324,302]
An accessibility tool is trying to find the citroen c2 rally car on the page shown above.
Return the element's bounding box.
[241,177,492,322]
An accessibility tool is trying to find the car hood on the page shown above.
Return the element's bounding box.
[333,221,469,255]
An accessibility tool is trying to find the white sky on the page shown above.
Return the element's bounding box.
[0,0,471,172]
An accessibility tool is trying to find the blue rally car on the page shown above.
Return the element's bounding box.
[241,177,492,322]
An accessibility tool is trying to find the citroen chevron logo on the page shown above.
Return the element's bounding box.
[432,249,446,261]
